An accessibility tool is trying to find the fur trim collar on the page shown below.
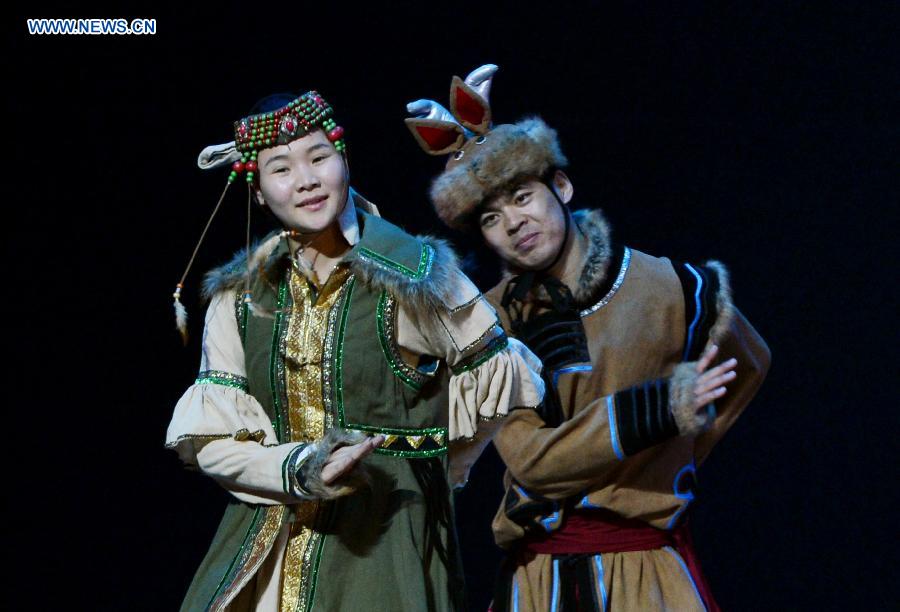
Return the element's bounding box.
[201,216,463,313]
[201,232,284,301]
[571,208,735,342]
[701,259,734,343]
[571,208,615,305]
[493,207,616,307]
[348,235,461,312]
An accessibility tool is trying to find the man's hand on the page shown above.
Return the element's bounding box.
[320,435,385,485]
[691,344,738,411]
[670,344,739,435]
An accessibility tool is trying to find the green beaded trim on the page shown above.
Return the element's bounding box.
[358,243,434,280]
[195,370,249,392]
[322,278,351,430]
[375,446,448,458]
[334,277,356,427]
[233,91,344,153]
[333,277,445,458]
[349,424,447,435]
[269,277,290,442]
[375,292,429,391]
[451,333,509,375]
[346,425,448,458]
[305,532,326,612]
[206,506,265,610]
[234,291,248,343]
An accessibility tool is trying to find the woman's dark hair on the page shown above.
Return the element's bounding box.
[248,92,298,116]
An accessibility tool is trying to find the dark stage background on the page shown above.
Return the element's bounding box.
[8,2,897,610]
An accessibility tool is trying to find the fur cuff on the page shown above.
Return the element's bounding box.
[296,428,371,500]
[703,260,735,344]
[669,362,714,436]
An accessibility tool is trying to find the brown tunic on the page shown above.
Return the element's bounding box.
[486,209,771,611]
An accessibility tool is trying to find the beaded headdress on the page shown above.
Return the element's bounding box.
[172,91,347,343]
[405,65,567,230]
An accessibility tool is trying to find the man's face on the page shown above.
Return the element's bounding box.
[478,171,574,271]
[255,129,349,233]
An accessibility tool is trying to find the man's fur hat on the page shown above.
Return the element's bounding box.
[406,65,567,230]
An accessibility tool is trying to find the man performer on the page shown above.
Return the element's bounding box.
[406,65,770,611]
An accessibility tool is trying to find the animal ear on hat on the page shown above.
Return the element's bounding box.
[404,118,467,155]
[449,76,492,134]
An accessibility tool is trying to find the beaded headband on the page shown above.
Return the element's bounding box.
[171,91,347,343]
[228,91,346,185]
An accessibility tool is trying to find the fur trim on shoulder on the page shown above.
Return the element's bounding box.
[669,362,713,436]
[201,233,285,300]
[350,236,462,312]
[572,208,615,305]
[297,428,371,499]
[703,260,734,343]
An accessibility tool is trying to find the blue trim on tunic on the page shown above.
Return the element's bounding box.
[607,395,625,460]
[541,510,560,532]
[512,574,519,612]
[683,263,704,360]
[666,462,697,529]
[552,364,593,387]
[578,494,603,510]
[663,546,707,611]
[550,559,560,612]
[593,555,609,610]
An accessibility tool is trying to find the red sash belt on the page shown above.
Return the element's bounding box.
[520,510,721,611]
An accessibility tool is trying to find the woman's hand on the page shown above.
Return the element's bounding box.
[320,434,385,485]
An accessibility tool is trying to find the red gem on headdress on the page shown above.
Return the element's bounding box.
[232,161,245,173]
[245,161,258,172]
[327,126,344,142]
[238,122,249,137]
[285,119,295,132]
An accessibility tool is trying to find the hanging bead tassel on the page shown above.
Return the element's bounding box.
[173,283,188,345]
[243,180,274,320]
[172,176,236,343]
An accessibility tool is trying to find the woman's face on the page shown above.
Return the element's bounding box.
[255,129,349,233]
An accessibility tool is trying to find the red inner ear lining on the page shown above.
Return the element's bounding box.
[454,86,486,126]
[415,125,462,151]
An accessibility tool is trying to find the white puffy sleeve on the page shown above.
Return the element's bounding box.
[166,291,313,505]
[396,268,544,485]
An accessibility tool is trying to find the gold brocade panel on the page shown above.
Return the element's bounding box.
[280,263,351,612]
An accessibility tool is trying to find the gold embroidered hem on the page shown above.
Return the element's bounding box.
[211,506,285,611]
[279,503,321,612]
